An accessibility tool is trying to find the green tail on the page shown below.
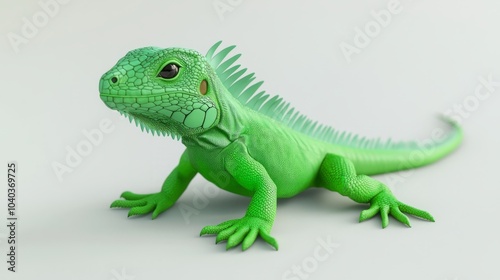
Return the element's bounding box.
[345,117,463,175]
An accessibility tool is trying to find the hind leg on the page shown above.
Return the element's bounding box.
[317,153,434,228]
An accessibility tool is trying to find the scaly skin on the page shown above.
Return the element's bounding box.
[99,42,463,251]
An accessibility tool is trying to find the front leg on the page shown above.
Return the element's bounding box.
[110,149,197,219]
[318,154,434,228]
[200,141,278,251]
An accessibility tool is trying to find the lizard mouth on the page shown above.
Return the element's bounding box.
[100,91,218,130]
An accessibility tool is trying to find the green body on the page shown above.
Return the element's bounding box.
[99,42,462,250]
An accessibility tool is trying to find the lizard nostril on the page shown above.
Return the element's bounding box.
[111,77,118,84]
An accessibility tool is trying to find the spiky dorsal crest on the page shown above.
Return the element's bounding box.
[205,41,419,150]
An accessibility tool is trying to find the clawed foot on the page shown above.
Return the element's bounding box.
[200,216,278,251]
[359,190,435,228]
[110,191,174,219]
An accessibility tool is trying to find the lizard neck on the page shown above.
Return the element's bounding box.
[182,86,247,150]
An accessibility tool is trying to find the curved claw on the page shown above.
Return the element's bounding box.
[399,203,435,222]
[259,229,279,250]
[200,217,278,251]
[110,191,173,219]
[359,191,434,228]
[390,206,411,227]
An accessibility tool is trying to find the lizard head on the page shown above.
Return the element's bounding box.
[99,47,220,138]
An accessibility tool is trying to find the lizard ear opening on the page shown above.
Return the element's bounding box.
[200,79,208,95]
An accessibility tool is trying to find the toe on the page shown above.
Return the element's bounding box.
[110,199,146,208]
[399,203,435,222]
[359,205,380,222]
[127,203,155,217]
[242,228,259,251]
[120,191,152,200]
[380,205,390,228]
[390,206,411,227]
[216,225,237,244]
[226,227,250,250]
[259,229,279,250]
[152,200,171,220]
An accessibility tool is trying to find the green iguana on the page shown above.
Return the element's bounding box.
[99,41,462,251]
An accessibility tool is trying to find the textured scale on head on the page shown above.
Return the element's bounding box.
[99,46,220,138]
[99,41,352,145]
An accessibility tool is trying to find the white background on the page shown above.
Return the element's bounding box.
[1,0,500,279]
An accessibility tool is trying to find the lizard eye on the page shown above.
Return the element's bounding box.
[158,63,180,79]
